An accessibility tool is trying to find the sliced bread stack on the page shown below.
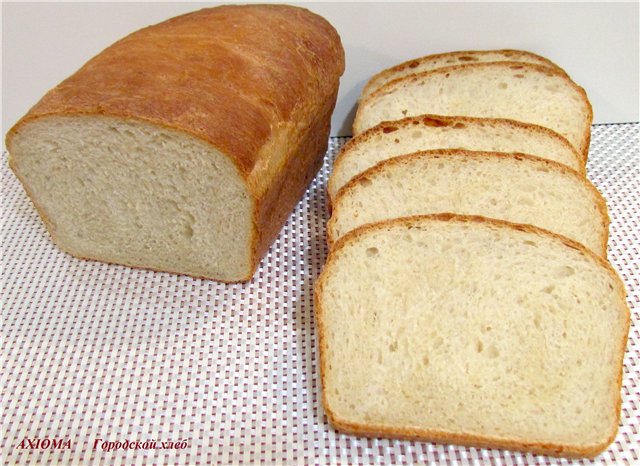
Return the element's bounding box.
[327,150,609,256]
[329,50,601,251]
[352,57,593,159]
[328,114,586,201]
[359,49,565,102]
[317,50,629,458]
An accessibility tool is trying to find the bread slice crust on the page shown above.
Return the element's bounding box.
[315,213,630,458]
[328,149,610,256]
[353,62,593,160]
[329,114,585,201]
[360,49,565,102]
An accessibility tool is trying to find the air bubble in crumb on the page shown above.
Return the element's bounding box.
[554,266,575,278]
[366,247,379,257]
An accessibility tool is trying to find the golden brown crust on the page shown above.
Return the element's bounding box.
[6,5,344,282]
[324,415,612,458]
[252,87,339,265]
[354,62,593,160]
[360,49,565,101]
[6,5,344,175]
[316,213,630,458]
[327,149,610,255]
[328,113,585,200]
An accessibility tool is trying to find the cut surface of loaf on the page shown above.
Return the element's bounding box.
[6,5,344,282]
[328,150,608,256]
[317,214,629,458]
[353,62,592,159]
[10,116,254,281]
[360,49,562,102]
[328,114,583,200]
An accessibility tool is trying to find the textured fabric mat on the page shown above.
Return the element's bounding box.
[2,123,639,465]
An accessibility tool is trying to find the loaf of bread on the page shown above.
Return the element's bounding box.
[353,62,592,159]
[328,114,584,201]
[316,214,629,458]
[360,49,563,102]
[328,150,608,255]
[6,5,344,282]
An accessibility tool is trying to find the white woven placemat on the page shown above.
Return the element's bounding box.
[2,123,639,465]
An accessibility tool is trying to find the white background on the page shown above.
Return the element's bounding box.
[2,2,639,137]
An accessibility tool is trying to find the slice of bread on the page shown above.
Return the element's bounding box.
[327,150,608,256]
[316,214,629,458]
[360,49,563,102]
[353,62,593,159]
[328,114,584,201]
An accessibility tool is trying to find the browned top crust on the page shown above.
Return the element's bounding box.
[6,4,345,176]
[380,49,563,76]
